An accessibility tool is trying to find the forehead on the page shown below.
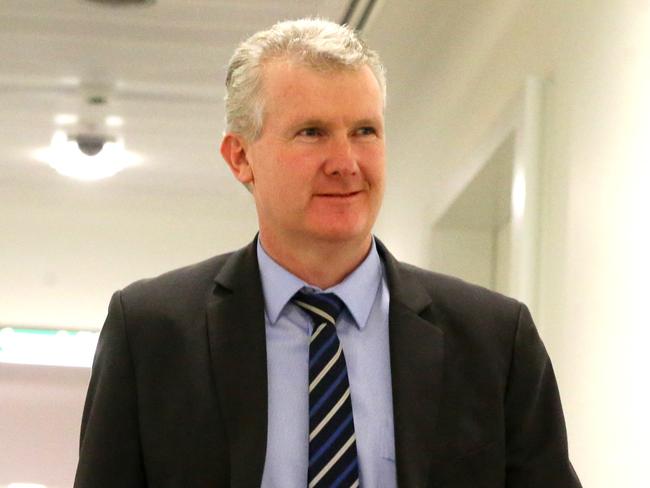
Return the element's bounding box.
[259,59,384,123]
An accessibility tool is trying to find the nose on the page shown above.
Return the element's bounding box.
[323,134,358,176]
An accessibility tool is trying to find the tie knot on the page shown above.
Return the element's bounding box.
[292,291,345,325]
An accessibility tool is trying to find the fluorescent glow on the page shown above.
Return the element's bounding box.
[105,115,124,127]
[511,169,527,220]
[54,113,78,125]
[34,130,141,181]
[0,327,98,368]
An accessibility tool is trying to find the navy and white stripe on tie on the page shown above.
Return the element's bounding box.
[293,291,360,488]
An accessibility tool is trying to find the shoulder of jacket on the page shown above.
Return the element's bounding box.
[395,259,522,316]
[117,251,235,307]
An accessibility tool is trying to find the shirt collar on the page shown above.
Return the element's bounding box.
[256,238,382,330]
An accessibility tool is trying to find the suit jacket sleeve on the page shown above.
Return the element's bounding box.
[504,303,581,487]
[74,291,147,487]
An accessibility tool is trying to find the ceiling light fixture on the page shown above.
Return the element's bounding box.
[34,130,141,181]
[54,113,79,126]
[105,115,124,127]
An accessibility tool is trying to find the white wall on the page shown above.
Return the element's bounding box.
[429,228,494,288]
[0,182,258,329]
[369,0,650,486]
[0,363,89,487]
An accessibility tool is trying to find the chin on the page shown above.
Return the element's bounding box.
[309,222,371,244]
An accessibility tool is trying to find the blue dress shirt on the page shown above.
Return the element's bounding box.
[257,238,397,488]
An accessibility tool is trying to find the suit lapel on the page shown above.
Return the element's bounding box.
[205,240,268,488]
[378,240,445,487]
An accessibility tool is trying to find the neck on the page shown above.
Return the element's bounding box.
[259,231,372,289]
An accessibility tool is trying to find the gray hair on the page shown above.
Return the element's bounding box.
[224,18,386,141]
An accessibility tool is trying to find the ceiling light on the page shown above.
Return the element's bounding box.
[105,115,124,127]
[0,327,98,368]
[8,482,48,488]
[34,130,141,181]
[54,113,78,126]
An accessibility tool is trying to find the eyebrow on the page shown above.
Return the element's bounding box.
[354,117,383,128]
[288,116,384,132]
[290,118,327,130]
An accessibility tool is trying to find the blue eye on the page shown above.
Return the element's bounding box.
[357,127,377,136]
[298,127,321,137]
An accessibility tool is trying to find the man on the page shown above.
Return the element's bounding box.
[74,18,581,488]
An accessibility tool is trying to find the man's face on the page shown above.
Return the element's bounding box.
[238,60,385,249]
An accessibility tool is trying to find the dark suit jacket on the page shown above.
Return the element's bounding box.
[74,238,581,488]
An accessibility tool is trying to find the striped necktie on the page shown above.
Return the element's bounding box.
[292,291,360,488]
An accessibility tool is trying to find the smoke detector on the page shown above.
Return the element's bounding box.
[34,130,141,181]
[69,133,116,156]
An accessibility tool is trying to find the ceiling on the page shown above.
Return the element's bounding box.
[1,0,352,198]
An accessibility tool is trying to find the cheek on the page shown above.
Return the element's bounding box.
[362,148,386,183]
[263,166,310,204]
[275,153,319,187]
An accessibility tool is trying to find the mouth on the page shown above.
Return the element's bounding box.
[315,190,362,199]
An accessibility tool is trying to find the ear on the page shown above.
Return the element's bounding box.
[220,133,254,186]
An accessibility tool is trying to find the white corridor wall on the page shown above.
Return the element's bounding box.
[368,1,650,486]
